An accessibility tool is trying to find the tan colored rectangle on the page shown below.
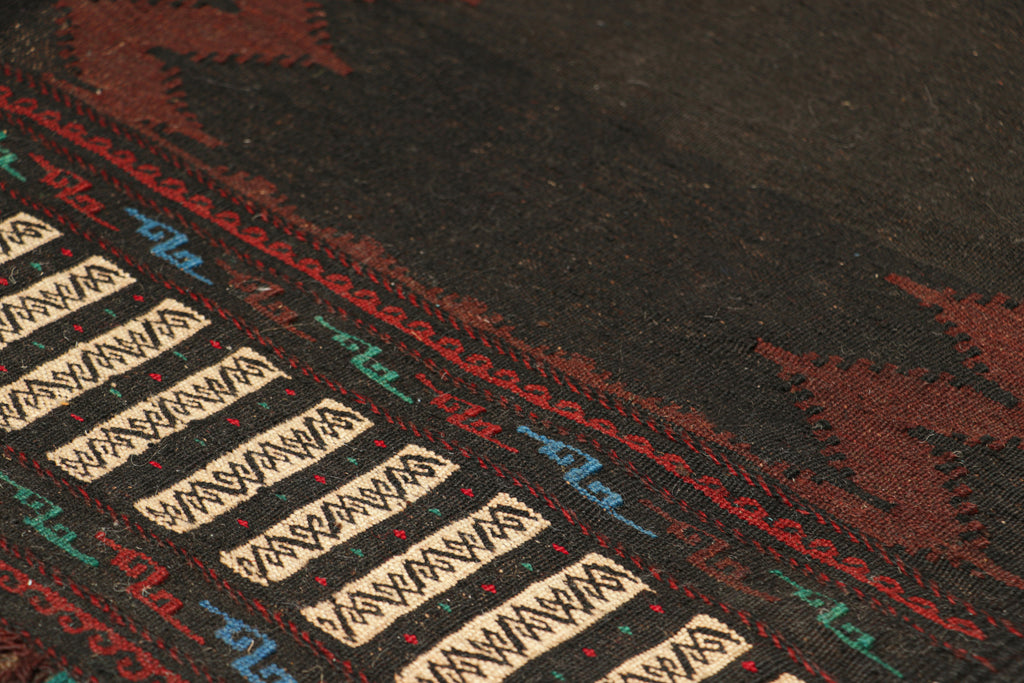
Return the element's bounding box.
[397,553,649,683]
[0,213,61,264]
[0,255,135,349]
[0,299,208,432]
[135,398,372,531]
[221,445,459,585]
[303,492,549,646]
[48,347,287,482]
[596,613,752,683]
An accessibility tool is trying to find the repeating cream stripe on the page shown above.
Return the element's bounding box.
[0,299,208,431]
[48,347,286,482]
[136,398,371,531]
[0,255,134,349]
[303,492,549,646]
[221,445,459,585]
[397,553,649,683]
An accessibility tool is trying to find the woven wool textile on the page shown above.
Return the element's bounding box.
[1,2,1023,682]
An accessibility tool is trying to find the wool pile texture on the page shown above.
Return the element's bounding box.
[1,2,1023,682]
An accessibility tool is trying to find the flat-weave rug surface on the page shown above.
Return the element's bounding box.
[0,2,1022,682]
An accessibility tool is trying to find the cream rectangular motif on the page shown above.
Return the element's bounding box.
[302,492,549,646]
[0,299,208,432]
[396,553,649,683]
[0,212,61,264]
[47,348,287,482]
[595,613,752,683]
[221,445,459,585]
[0,256,135,349]
[135,398,372,531]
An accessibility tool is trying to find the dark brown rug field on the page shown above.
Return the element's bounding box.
[1,2,1023,681]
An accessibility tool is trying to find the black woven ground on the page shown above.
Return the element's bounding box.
[1,2,1023,682]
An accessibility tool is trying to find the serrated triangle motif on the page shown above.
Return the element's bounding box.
[756,273,1024,590]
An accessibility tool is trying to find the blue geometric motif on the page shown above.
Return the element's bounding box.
[125,207,212,284]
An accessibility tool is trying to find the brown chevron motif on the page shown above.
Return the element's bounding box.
[596,613,751,683]
[136,399,372,532]
[220,445,460,585]
[8,0,1021,676]
[53,0,478,147]
[301,492,549,647]
[0,299,208,431]
[0,212,61,264]
[55,0,350,146]
[757,274,1024,589]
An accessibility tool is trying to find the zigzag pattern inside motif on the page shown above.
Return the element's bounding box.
[0,299,208,431]
[397,554,648,683]
[48,348,285,482]
[136,399,372,531]
[0,212,61,264]
[0,256,134,348]
[596,614,751,683]
[304,493,549,646]
[221,446,458,585]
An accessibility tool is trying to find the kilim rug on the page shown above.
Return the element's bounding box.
[0,2,1022,682]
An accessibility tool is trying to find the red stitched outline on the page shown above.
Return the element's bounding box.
[0,66,984,615]
[1,102,1014,673]
[0,534,223,683]
[4,61,1011,671]
[0,186,837,683]
[0,64,770,493]
[411,373,1002,669]
[0,545,185,682]
[0,102,989,636]
[4,109,1015,683]
[0,66,985,601]
[1,68,1005,681]
[0,619,93,683]
[2,132,1003,654]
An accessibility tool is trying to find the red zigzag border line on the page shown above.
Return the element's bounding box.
[1,64,1019,654]
[0,534,220,683]
[0,185,838,683]
[1,95,995,651]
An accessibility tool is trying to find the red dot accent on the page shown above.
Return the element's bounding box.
[374,439,387,448]
[314,474,327,484]
[149,460,162,469]
[226,418,240,426]
[314,576,327,586]
[649,604,665,614]
[552,543,569,555]
[285,388,296,396]
[481,584,496,594]
[741,661,758,673]
[149,373,162,382]
[394,529,407,540]
[73,324,83,333]
[133,294,144,302]
[210,340,222,349]
[461,488,474,497]
[70,413,84,422]
[60,248,73,257]
[0,366,6,372]
[0,278,7,286]
[237,519,249,528]
[403,633,418,645]
[582,648,596,658]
